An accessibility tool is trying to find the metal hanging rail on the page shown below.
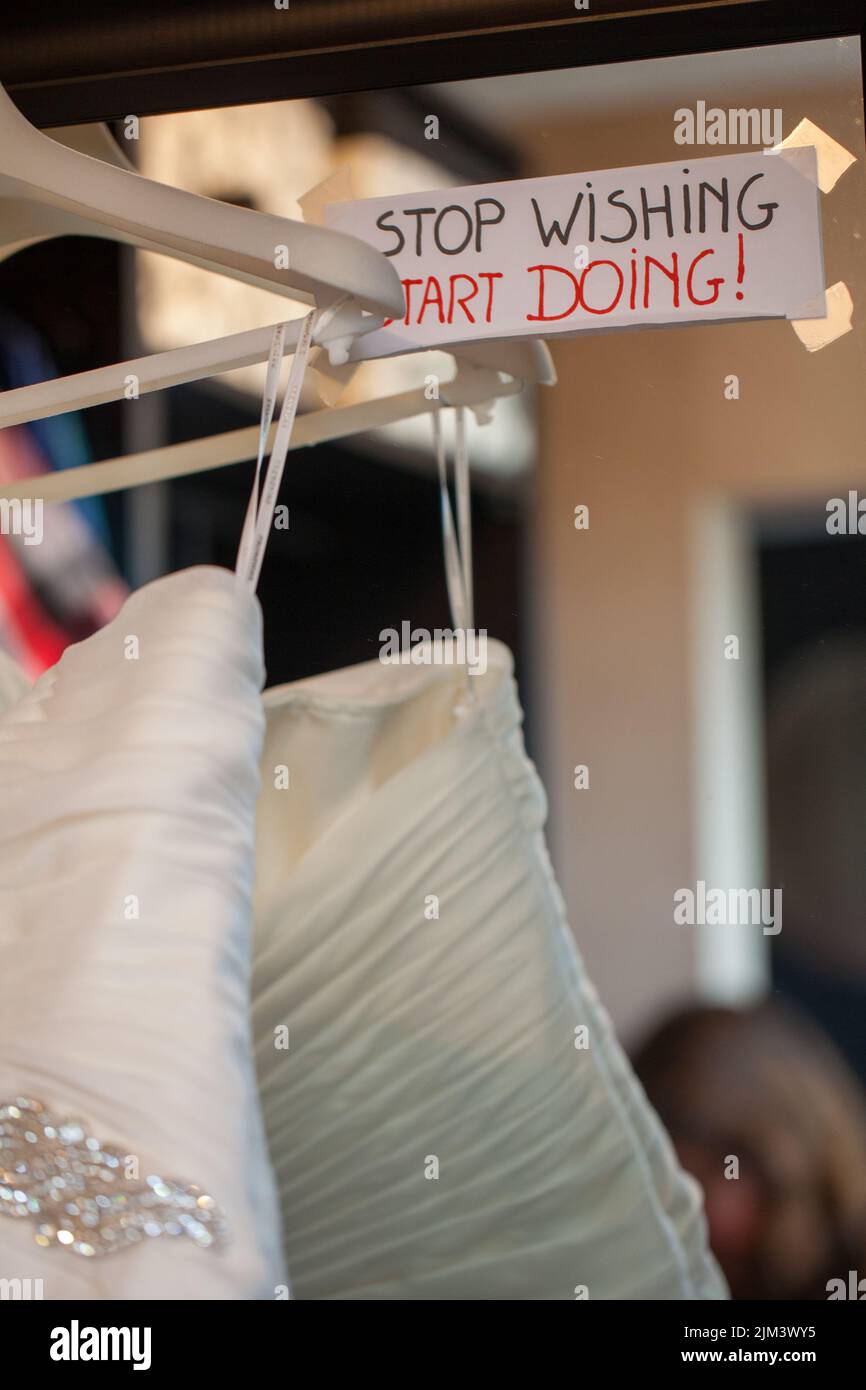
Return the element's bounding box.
[2,0,863,128]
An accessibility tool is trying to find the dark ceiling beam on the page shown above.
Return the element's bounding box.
[2,0,863,128]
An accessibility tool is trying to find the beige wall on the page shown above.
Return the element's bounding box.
[515,60,866,1040]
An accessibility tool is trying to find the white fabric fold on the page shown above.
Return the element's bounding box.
[253,643,727,1301]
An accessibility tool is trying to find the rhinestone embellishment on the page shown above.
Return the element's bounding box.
[0,1098,225,1257]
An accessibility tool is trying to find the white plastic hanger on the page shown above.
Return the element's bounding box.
[0,82,403,319]
[0,98,556,501]
[0,109,553,423]
[0,318,553,427]
[0,121,138,264]
[0,118,368,419]
[0,307,366,426]
[0,357,548,504]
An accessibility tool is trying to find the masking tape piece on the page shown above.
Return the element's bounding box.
[767,117,857,193]
[791,281,854,351]
[297,167,355,226]
[764,140,820,189]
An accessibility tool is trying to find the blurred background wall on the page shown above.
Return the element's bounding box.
[441,38,866,1045]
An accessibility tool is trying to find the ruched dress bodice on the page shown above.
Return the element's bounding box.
[0,567,284,1299]
[252,640,726,1301]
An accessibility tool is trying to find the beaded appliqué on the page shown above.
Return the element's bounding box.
[0,1098,225,1258]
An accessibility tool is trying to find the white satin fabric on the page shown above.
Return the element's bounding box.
[0,567,285,1299]
[0,565,725,1301]
[253,640,727,1301]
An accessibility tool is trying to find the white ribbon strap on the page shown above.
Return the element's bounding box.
[432,409,471,634]
[236,296,352,591]
[453,406,473,632]
[235,321,288,581]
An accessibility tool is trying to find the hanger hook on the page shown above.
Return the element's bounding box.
[311,295,366,368]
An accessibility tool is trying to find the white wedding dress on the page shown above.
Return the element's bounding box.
[0,565,726,1300]
[254,639,725,1300]
[0,567,284,1299]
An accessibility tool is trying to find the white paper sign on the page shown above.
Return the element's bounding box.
[326,147,825,356]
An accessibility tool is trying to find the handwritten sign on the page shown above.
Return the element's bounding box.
[326,148,824,356]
